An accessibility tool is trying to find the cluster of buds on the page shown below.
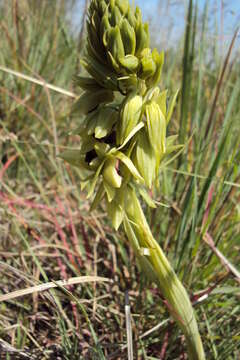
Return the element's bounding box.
[61,0,179,230]
[85,0,164,91]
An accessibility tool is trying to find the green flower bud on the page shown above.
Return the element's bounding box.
[135,22,150,55]
[118,92,143,145]
[99,1,107,16]
[100,13,111,42]
[134,6,142,24]
[119,55,139,72]
[145,100,166,160]
[134,129,156,188]
[146,49,164,88]
[126,6,136,27]
[120,19,136,55]
[107,25,125,65]
[109,0,115,11]
[102,157,122,188]
[116,0,129,15]
[110,5,122,26]
[139,49,157,80]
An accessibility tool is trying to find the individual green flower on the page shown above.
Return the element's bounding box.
[117,91,143,145]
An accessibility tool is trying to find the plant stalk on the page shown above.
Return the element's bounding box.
[124,187,205,359]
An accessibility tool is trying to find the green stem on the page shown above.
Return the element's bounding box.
[124,186,205,359]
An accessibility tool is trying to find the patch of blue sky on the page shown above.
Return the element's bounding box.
[71,0,240,51]
[135,0,240,50]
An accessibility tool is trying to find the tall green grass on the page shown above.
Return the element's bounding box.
[0,0,239,358]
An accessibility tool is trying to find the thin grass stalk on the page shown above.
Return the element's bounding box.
[125,291,133,360]
[193,0,208,130]
[174,0,196,203]
[204,27,239,139]
[198,77,240,212]
[179,0,194,145]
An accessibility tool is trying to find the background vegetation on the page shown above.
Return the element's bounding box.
[0,0,239,359]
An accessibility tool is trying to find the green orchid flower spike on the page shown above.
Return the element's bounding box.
[62,1,205,358]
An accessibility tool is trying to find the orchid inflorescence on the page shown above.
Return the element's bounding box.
[61,1,205,358]
[62,0,178,230]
